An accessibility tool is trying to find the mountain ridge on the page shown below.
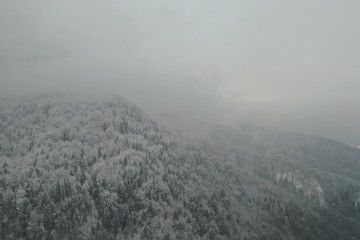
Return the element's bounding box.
[0,95,360,240]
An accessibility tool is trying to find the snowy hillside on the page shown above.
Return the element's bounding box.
[1,95,360,240]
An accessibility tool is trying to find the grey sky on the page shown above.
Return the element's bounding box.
[1,0,360,144]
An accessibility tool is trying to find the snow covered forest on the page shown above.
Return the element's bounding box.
[1,95,360,240]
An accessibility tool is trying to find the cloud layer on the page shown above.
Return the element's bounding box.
[1,0,360,144]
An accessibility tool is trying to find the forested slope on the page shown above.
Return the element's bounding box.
[183,124,360,240]
[1,95,360,240]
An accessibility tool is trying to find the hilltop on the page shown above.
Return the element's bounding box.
[1,95,360,240]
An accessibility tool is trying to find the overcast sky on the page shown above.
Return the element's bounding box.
[1,0,360,144]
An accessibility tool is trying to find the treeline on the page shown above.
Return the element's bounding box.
[1,95,360,240]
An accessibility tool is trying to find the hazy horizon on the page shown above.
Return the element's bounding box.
[1,0,360,145]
